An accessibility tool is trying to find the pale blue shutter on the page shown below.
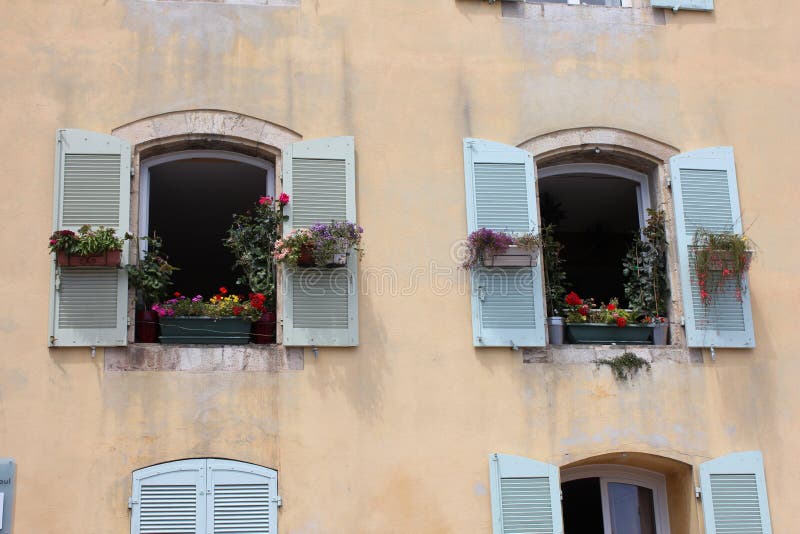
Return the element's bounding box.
[464,138,546,347]
[699,451,773,534]
[281,136,358,346]
[131,459,205,534]
[207,459,278,534]
[489,453,563,534]
[670,147,755,348]
[651,0,713,11]
[49,129,130,347]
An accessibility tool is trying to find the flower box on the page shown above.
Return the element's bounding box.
[566,323,654,345]
[159,316,251,345]
[482,245,538,268]
[56,250,121,267]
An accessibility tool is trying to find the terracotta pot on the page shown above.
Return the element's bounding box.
[251,311,276,344]
[135,309,159,343]
[57,249,121,267]
[297,244,315,267]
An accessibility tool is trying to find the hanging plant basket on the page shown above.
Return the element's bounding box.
[482,245,537,267]
[56,250,121,267]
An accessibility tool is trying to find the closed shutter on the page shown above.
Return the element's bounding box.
[281,136,358,346]
[49,129,130,347]
[132,459,206,534]
[670,147,755,348]
[699,451,773,534]
[207,459,278,534]
[651,0,713,11]
[463,138,546,347]
[489,453,563,534]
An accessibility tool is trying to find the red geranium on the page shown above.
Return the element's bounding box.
[173,291,181,297]
[579,305,589,316]
[607,303,616,311]
[565,292,583,306]
[616,317,627,328]
[232,305,243,316]
[219,287,228,295]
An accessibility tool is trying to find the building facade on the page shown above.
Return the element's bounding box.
[0,0,796,532]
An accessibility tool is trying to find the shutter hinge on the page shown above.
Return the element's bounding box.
[128,496,139,508]
[55,270,61,290]
[666,177,672,188]
[560,489,563,501]
[680,315,685,326]
[272,495,283,507]
[695,486,702,499]
[130,166,135,177]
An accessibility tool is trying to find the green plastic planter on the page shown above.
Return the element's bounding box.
[159,317,251,344]
[566,323,654,345]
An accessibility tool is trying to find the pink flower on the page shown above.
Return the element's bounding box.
[279,193,290,205]
[259,196,273,206]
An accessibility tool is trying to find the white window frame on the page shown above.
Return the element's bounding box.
[138,149,275,256]
[561,464,671,534]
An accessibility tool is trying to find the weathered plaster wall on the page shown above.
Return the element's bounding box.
[0,0,798,532]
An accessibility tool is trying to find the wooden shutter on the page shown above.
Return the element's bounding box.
[670,146,755,348]
[207,459,278,534]
[489,453,563,534]
[699,451,773,534]
[281,136,358,346]
[651,0,713,11]
[49,129,130,347]
[131,459,205,534]
[464,138,546,347]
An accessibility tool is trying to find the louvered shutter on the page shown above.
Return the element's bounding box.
[699,451,773,534]
[49,129,130,347]
[651,0,713,11]
[670,147,755,348]
[207,459,278,534]
[281,136,358,346]
[132,459,205,534]
[489,453,563,534]
[463,138,546,347]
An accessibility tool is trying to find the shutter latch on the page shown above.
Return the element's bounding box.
[128,496,139,509]
[695,486,702,499]
[272,496,283,507]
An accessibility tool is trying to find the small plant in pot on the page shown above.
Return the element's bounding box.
[49,225,131,267]
[125,235,178,343]
[462,228,541,269]
[692,229,754,305]
[274,220,364,268]
[541,225,568,345]
[225,194,289,343]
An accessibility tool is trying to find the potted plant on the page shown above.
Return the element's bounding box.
[622,209,669,345]
[692,229,753,305]
[125,235,179,343]
[225,194,289,344]
[152,287,264,344]
[48,225,131,267]
[541,225,568,345]
[462,228,539,269]
[564,293,654,345]
[274,220,364,268]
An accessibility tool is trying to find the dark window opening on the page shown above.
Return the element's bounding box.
[539,175,640,306]
[148,158,268,297]
[562,477,605,533]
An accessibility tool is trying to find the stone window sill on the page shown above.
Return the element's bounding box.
[523,344,700,364]
[105,344,304,372]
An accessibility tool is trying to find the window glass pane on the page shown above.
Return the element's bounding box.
[608,482,657,534]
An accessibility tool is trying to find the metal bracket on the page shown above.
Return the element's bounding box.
[128,497,139,509]
[709,345,716,361]
[273,496,283,507]
[695,486,702,499]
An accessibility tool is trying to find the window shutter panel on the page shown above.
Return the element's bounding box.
[670,146,755,348]
[489,453,563,534]
[49,129,130,347]
[699,451,773,534]
[650,0,713,11]
[131,459,205,534]
[463,138,546,347]
[281,136,358,346]
[207,459,278,534]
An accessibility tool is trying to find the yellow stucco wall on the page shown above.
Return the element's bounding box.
[0,0,798,532]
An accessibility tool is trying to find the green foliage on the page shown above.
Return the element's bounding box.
[225,198,287,307]
[153,293,263,322]
[622,209,668,318]
[692,230,753,305]
[126,235,178,307]
[597,351,651,381]
[541,225,568,317]
[48,225,130,255]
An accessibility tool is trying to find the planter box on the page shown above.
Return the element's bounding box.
[566,323,654,345]
[56,250,121,267]
[483,245,537,267]
[159,317,251,345]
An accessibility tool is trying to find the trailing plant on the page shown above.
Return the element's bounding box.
[151,287,266,322]
[225,194,289,307]
[692,230,753,305]
[597,351,651,381]
[541,224,568,317]
[126,235,179,307]
[622,209,668,318]
[274,220,364,268]
[48,225,131,255]
[564,292,633,327]
[461,228,543,269]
